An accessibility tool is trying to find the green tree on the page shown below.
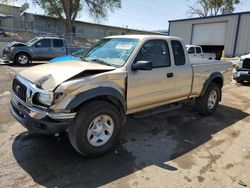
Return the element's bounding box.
[33,0,121,35]
[188,0,241,17]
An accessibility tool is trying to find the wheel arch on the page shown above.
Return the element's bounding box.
[66,87,126,116]
[14,51,32,62]
[200,72,223,100]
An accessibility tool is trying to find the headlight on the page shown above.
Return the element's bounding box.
[37,92,54,106]
[10,47,15,51]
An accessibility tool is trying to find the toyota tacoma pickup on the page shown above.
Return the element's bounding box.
[10,35,232,157]
[3,36,67,65]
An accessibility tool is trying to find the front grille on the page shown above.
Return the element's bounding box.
[13,78,27,102]
[242,59,250,69]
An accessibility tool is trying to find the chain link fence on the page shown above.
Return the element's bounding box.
[0,27,98,45]
[0,27,98,57]
[0,27,56,43]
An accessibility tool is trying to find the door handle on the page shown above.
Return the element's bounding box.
[166,72,174,78]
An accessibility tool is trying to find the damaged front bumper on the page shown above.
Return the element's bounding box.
[2,48,13,62]
[10,92,76,134]
[233,69,250,82]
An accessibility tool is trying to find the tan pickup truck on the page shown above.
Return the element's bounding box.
[10,35,232,157]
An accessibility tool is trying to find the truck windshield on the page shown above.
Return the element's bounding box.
[26,37,39,46]
[83,38,139,67]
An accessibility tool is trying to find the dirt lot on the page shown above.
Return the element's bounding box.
[0,62,250,188]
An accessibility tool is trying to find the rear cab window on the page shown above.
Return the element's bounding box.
[195,47,202,54]
[135,39,171,68]
[53,39,64,48]
[171,40,186,66]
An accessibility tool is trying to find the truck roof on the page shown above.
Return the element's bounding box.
[106,35,182,41]
[36,36,65,40]
[186,45,201,48]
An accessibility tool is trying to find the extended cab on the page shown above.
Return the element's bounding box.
[3,36,67,65]
[186,45,216,61]
[10,35,232,157]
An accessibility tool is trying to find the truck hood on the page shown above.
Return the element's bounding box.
[19,61,116,90]
[7,41,27,47]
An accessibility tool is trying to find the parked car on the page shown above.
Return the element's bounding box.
[233,53,250,84]
[10,35,232,157]
[3,36,67,65]
[186,45,216,61]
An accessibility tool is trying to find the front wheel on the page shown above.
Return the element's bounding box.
[68,100,123,157]
[14,53,30,65]
[196,83,221,115]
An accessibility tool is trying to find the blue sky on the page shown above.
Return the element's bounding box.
[16,0,250,31]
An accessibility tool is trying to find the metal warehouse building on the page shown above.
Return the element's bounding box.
[169,12,250,58]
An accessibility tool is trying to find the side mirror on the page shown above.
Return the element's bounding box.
[132,61,152,71]
[36,42,42,47]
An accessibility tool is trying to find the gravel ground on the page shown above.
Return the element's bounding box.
[0,63,250,188]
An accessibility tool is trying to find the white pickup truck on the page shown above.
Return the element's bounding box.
[186,45,216,61]
[10,35,232,157]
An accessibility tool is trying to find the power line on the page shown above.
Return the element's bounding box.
[122,1,171,15]
[121,2,169,19]
[109,10,168,25]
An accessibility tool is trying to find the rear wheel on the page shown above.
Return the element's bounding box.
[68,100,123,157]
[14,53,30,65]
[196,83,221,115]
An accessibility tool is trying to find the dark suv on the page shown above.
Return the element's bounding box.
[3,36,67,65]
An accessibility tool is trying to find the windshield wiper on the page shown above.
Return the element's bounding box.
[90,59,113,67]
[80,56,86,61]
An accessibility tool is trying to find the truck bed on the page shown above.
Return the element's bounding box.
[190,60,232,96]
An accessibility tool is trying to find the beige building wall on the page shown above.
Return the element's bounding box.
[1,4,160,40]
[0,4,21,29]
[235,14,250,55]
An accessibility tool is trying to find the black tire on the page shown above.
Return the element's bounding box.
[68,100,123,157]
[236,80,244,84]
[14,53,30,65]
[196,83,221,116]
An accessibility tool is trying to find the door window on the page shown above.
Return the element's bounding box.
[195,47,202,54]
[135,40,171,68]
[36,39,51,47]
[171,40,186,66]
[188,47,195,54]
[53,39,64,47]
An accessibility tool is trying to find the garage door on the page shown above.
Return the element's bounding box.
[192,22,228,46]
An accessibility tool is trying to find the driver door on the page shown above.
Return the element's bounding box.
[127,39,174,113]
[32,39,52,59]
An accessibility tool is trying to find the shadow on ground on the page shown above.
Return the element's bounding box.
[12,105,249,187]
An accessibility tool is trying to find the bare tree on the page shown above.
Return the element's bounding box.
[188,0,210,17]
[188,0,241,17]
[33,0,121,35]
